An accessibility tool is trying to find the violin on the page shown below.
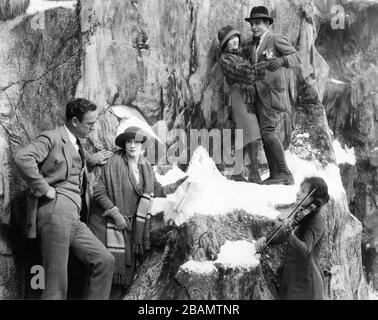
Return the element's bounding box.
[263,188,319,248]
[285,202,319,235]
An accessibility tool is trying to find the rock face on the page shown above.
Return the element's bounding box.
[0,0,81,299]
[315,0,378,289]
[0,0,369,299]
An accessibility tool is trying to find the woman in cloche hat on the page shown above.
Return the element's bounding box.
[88,125,187,299]
[218,25,266,183]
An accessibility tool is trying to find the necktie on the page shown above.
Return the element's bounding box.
[76,138,85,166]
[254,37,261,48]
[76,138,86,203]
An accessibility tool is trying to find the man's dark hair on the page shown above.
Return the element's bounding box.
[66,98,97,122]
[303,176,330,208]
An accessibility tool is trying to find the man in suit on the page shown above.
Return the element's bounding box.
[15,98,115,299]
[244,6,302,185]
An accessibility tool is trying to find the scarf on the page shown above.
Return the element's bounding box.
[104,152,154,286]
[220,48,257,114]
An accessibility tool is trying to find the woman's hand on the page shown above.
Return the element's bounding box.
[164,176,189,194]
[112,212,131,231]
[104,206,131,231]
[255,237,267,253]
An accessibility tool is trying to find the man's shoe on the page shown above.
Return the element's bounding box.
[262,173,294,185]
[231,174,247,182]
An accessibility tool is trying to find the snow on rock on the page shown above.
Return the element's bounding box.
[286,150,346,200]
[152,147,293,224]
[179,240,259,276]
[154,165,188,186]
[214,240,260,269]
[330,79,349,85]
[152,146,347,224]
[180,260,217,275]
[26,0,77,16]
[114,114,163,144]
[332,139,356,165]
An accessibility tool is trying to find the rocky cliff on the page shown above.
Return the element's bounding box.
[315,0,378,290]
[0,0,372,299]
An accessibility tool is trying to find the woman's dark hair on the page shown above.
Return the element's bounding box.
[302,176,330,208]
[221,35,240,52]
[66,98,97,122]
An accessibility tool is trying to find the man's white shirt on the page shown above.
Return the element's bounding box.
[64,125,79,152]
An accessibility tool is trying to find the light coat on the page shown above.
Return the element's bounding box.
[15,126,97,238]
[247,30,302,112]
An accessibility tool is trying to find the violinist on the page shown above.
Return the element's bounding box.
[255,176,330,300]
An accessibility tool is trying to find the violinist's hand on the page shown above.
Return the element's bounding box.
[293,209,306,225]
[281,218,293,231]
[255,237,267,254]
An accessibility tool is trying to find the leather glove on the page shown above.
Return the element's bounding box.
[164,176,189,195]
[266,57,285,72]
[104,206,131,231]
[112,212,131,231]
[45,187,56,200]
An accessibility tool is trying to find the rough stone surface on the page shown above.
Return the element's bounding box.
[316,0,378,289]
[0,1,81,299]
[0,0,371,299]
[124,212,280,300]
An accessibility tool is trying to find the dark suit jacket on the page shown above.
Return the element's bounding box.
[271,212,325,300]
[247,30,302,112]
[15,126,98,238]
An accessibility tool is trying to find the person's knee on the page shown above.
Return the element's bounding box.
[103,251,115,271]
[94,250,115,273]
[261,131,276,145]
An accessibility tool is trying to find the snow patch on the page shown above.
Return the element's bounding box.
[179,240,259,275]
[152,146,286,224]
[26,0,77,16]
[152,146,346,223]
[154,165,187,186]
[330,78,349,85]
[333,140,356,165]
[286,151,345,200]
[214,240,259,269]
[114,114,163,144]
[180,260,217,275]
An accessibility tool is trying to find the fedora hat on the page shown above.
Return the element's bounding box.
[115,126,147,148]
[218,25,241,50]
[244,6,273,25]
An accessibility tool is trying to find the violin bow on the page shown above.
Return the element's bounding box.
[264,187,318,248]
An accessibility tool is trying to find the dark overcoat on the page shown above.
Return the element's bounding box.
[271,211,326,300]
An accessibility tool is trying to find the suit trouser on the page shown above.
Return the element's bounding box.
[37,194,115,300]
[255,93,290,174]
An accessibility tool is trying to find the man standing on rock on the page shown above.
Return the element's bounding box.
[244,6,302,185]
[15,98,115,300]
